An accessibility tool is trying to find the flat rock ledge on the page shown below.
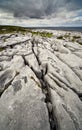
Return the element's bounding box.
[0,30,82,130]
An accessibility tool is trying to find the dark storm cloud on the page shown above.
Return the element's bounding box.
[0,0,82,18]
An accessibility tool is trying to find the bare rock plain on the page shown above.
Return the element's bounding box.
[0,29,82,130]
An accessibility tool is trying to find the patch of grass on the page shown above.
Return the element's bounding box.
[0,66,3,71]
[64,34,70,38]
[71,38,75,42]
[0,25,27,34]
[0,26,53,38]
[57,34,71,40]
[57,36,63,39]
[73,36,81,39]
[78,41,82,45]
[3,38,7,42]
[57,34,81,43]
[0,47,5,52]
[28,30,53,38]
[77,39,82,45]
[70,36,81,43]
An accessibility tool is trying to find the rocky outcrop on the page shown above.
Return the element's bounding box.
[0,30,82,130]
[0,66,50,130]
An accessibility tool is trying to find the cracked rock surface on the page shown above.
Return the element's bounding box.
[0,30,82,130]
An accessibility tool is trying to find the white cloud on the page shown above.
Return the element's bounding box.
[0,9,82,26]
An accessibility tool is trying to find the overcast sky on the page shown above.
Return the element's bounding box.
[0,0,82,27]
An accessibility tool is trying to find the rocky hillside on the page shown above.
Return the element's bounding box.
[0,29,82,130]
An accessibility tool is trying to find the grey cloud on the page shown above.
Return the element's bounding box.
[0,0,82,19]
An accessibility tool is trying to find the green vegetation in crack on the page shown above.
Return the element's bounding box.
[77,41,82,45]
[3,38,7,42]
[57,34,70,40]
[57,36,63,39]
[57,34,81,44]
[16,71,20,76]
[30,76,41,88]
[70,36,81,43]
[0,66,3,71]
[73,36,81,39]
[0,47,5,52]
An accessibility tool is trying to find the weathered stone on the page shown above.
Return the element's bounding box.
[0,55,24,71]
[25,53,42,78]
[0,69,16,94]
[0,66,50,130]
[44,74,82,130]
[0,34,31,47]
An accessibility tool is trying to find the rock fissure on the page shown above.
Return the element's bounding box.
[39,75,57,130]
[21,46,57,130]
[0,38,31,48]
[0,72,18,97]
[31,38,41,66]
[23,54,56,130]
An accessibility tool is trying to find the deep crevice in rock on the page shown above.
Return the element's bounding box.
[38,69,57,130]
[2,39,31,48]
[22,52,57,130]
[31,38,57,130]
[0,75,17,97]
[78,94,82,101]
[31,38,41,66]
[22,55,29,66]
[41,77,57,130]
